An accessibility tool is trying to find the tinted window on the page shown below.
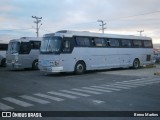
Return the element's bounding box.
[94,38,106,47]
[109,39,120,47]
[0,44,8,51]
[30,41,41,49]
[76,37,90,47]
[146,55,151,61]
[133,40,142,48]
[144,40,153,48]
[62,39,71,53]
[19,42,31,54]
[121,39,132,47]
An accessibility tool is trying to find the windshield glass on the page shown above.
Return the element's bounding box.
[7,42,20,54]
[40,36,62,53]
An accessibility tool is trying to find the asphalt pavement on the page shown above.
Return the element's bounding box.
[0,65,160,120]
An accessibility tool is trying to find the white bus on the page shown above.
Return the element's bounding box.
[38,30,153,74]
[6,37,42,70]
[0,42,8,67]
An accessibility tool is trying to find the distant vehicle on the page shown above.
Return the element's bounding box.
[0,43,8,67]
[38,30,154,74]
[6,37,42,70]
[153,52,160,63]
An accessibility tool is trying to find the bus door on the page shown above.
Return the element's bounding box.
[60,38,74,71]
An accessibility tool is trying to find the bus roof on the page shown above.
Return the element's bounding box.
[46,30,151,41]
[9,37,42,42]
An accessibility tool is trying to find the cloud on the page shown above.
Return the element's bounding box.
[0,5,16,12]
[0,17,8,22]
[0,0,160,43]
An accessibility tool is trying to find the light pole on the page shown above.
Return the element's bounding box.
[137,30,144,36]
[32,16,42,37]
[97,20,106,33]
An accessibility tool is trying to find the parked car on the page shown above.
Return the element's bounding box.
[153,52,160,63]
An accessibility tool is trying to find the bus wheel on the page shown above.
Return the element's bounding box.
[74,61,86,74]
[1,58,6,67]
[133,59,140,69]
[32,60,39,70]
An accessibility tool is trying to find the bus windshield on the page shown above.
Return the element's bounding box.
[7,42,20,54]
[40,37,62,54]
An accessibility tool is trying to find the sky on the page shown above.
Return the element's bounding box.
[0,0,160,43]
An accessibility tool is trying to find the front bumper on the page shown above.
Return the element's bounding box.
[6,62,22,70]
[39,66,63,73]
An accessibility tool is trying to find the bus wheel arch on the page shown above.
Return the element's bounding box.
[133,58,140,69]
[1,58,6,67]
[32,59,39,70]
[74,60,86,74]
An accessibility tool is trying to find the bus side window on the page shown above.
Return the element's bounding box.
[143,40,153,48]
[94,38,106,47]
[108,39,120,47]
[121,39,132,48]
[62,39,71,53]
[75,37,90,47]
[133,40,142,48]
[19,42,31,54]
[30,41,41,49]
[91,38,95,46]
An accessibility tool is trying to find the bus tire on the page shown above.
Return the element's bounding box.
[32,60,39,70]
[74,61,86,74]
[1,58,6,67]
[133,59,140,69]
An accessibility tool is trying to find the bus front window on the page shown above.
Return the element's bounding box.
[7,42,20,54]
[40,37,62,54]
